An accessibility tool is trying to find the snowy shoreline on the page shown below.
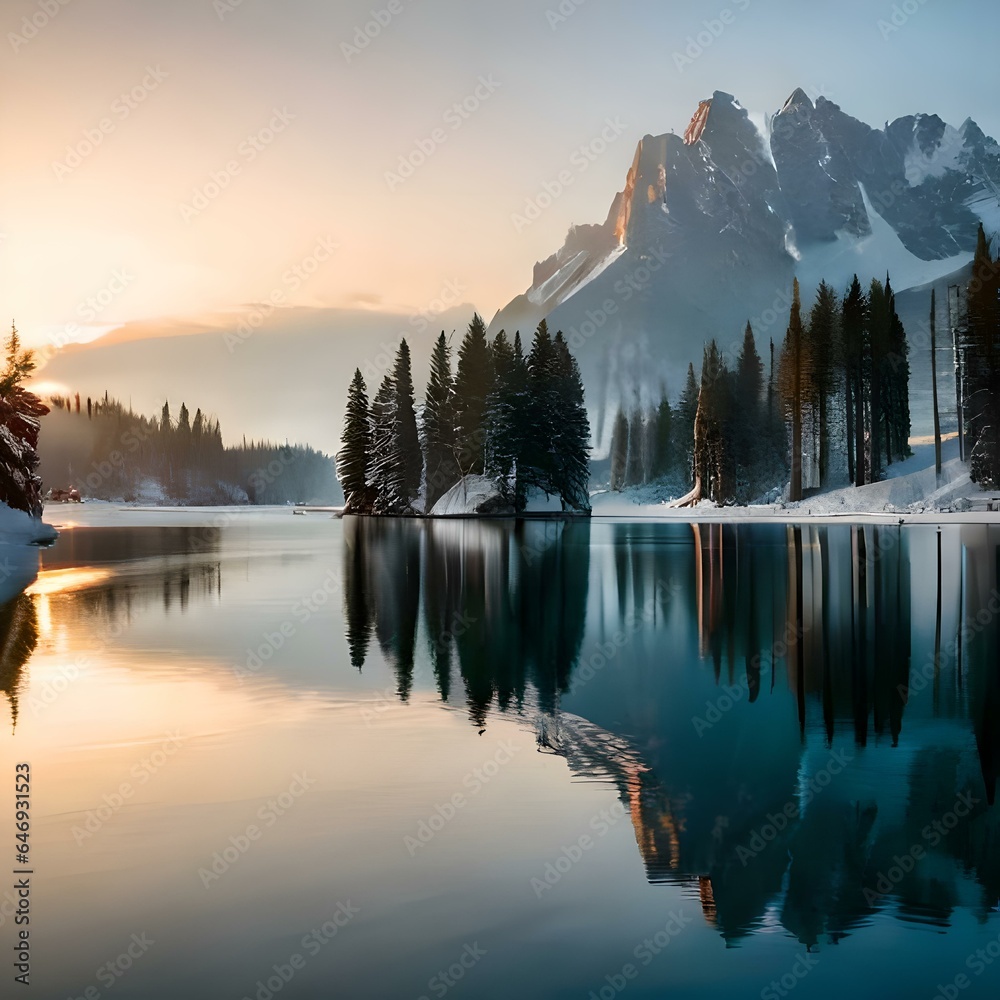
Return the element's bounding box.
[33,438,1000,528]
[590,438,1000,524]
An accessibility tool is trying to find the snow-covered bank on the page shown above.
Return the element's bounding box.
[429,476,588,518]
[591,438,999,523]
[0,502,58,546]
[0,504,55,605]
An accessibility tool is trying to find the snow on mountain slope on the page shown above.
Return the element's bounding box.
[794,183,971,297]
[493,89,1000,451]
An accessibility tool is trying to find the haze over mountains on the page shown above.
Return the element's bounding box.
[40,88,1000,456]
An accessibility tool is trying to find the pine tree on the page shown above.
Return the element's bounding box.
[0,325,48,517]
[867,279,890,483]
[452,313,494,476]
[778,279,814,501]
[806,281,841,486]
[337,369,371,512]
[930,289,943,477]
[676,362,699,484]
[842,275,867,487]
[733,322,766,501]
[484,330,524,505]
[523,321,559,497]
[610,408,628,491]
[392,339,422,507]
[884,276,911,464]
[550,331,591,511]
[962,223,1000,485]
[624,407,645,487]
[367,374,397,513]
[693,341,733,503]
[507,332,532,510]
[422,332,457,511]
[651,387,672,480]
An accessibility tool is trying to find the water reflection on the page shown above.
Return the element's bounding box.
[343,518,1000,947]
[32,524,223,629]
[343,517,591,724]
[0,594,39,730]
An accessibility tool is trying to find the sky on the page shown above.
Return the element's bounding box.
[2,0,997,352]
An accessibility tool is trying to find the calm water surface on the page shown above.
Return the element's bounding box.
[2,508,999,1000]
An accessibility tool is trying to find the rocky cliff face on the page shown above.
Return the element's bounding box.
[491,89,1000,452]
[771,90,999,260]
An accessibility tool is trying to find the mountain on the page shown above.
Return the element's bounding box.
[491,90,1000,452]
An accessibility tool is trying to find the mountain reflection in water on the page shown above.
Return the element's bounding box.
[342,518,1000,947]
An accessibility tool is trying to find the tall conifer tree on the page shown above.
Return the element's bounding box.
[337,368,371,511]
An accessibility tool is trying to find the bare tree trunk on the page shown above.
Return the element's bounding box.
[931,289,942,477]
[790,408,803,501]
[854,369,866,487]
[846,376,856,484]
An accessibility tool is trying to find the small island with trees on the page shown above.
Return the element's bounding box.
[336,315,591,516]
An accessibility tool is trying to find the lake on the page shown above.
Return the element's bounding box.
[2,509,999,999]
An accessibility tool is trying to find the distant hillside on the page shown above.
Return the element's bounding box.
[37,305,476,457]
[38,393,340,505]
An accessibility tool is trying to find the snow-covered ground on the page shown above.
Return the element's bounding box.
[0,503,58,604]
[429,476,570,517]
[591,437,1000,523]
[0,503,58,545]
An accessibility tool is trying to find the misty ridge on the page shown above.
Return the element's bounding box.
[37,392,339,505]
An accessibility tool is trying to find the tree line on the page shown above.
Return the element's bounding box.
[41,393,337,504]
[609,272,913,505]
[0,325,48,517]
[957,224,1000,488]
[337,315,591,514]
